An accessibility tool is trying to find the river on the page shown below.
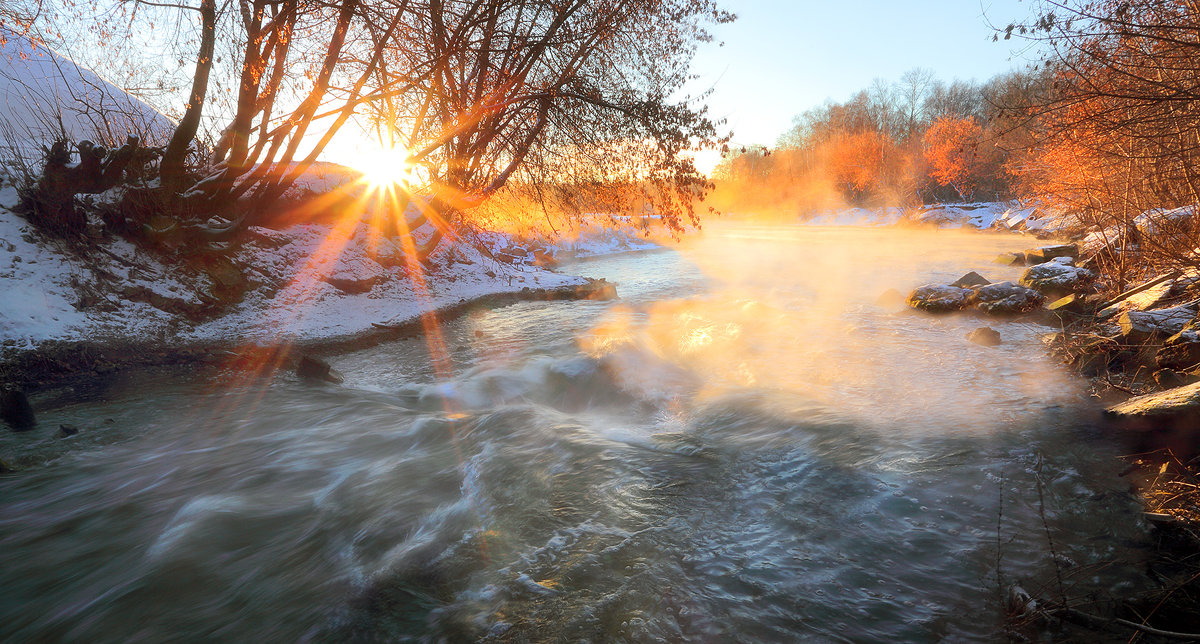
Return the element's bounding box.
[0,223,1152,641]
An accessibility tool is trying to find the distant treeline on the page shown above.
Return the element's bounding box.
[709,67,1051,214]
[713,0,1200,283]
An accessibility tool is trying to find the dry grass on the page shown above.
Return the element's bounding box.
[1130,450,1200,528]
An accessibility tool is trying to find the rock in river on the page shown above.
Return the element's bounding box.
[297,355,345,384]
[1019,257,1095,296]
[906,285,971,313]
[994,252,1025,267]
[875,288,907,308]
[972,281,1044,315]
[1,384,36,430]
[967,327,1002,347]
[951,271,990,288]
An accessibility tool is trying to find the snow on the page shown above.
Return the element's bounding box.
[1080,206,1200,256]
[469,217,662,266]
[554,220,661,258]
[0,186,92,345]
[802,201,1064,234]
[1120,304,1197,337]
[0,29,643,354]
[1019,259,1095,293]
[0,30,173,158]
[186,220,584,345]
[0,183,607,352]
[1135,206,1195,236]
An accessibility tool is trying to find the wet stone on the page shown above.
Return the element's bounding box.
[1,384,36,430]
[297,355,345,384]
[906,284,971,313]
[972,281,1043,315]
[994,252,1025,267]
[875,288,906,308]
[967,327,1002,347]
[950,271,990,288]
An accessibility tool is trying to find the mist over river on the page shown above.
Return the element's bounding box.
[0,223,1152,641]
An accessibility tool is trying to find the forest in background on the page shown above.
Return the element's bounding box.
[706,67,1048,214]
[709,1,1200,285]
[3,1,1200,286]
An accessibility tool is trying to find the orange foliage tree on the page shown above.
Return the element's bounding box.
[1007,0,1200,281]
[923,117,998,200]
[827,131,883,200]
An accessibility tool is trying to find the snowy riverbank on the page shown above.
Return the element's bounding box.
[804,201,1062,235]
[0,184,625,369]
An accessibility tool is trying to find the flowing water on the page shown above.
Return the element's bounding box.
[0,223,1154,642]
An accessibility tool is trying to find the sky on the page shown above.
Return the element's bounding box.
[688,0,1040,148]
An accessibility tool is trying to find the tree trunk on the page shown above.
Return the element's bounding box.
[161,0,217,191]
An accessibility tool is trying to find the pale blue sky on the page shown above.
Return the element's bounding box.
[689,0,1038,146]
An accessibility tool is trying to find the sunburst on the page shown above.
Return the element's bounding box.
[353,143,415,189]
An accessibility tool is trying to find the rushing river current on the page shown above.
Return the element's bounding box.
[0,224,1156,642]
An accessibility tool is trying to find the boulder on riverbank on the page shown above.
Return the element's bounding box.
[1106,381,1200,455]
[1107,381,1200,419]
[1117,305,1197,344]
[1023,244,1077,265]
[1156,325,1200,371]
[1019,257,1095,296]
[1046,293,1103,318]
[972,281,1044,315]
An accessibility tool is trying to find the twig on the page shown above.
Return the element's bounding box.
[996,470,1006,608]
[1052,606,1200,641]
[1106,375,1138,394]
[1034,454,1068,607]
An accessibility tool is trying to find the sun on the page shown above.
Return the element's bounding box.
[353,144,414,188]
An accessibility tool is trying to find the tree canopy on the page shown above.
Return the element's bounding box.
[5,0,733,253]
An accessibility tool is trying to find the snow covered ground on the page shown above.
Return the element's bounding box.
[0,30,173,157]
[804,201,1063,234]
[0,184,598,353]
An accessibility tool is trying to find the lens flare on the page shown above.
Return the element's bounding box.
[355,144,414,188]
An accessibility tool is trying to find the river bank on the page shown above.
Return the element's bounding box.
[901,235,1200,639]
[0,221,1166,641]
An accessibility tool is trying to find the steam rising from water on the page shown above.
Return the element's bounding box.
[583,223,1084,433]
[0,223,1144,642]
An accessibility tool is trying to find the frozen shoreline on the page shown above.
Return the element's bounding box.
[0,183,626,387]
[802,201,1062,234]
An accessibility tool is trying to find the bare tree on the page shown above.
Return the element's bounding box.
[11,0,731,261]
[359,0,733,255]
[897,67,935,139]
[1008,0,1200,279]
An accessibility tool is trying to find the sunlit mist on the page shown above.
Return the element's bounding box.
[580,223,1084,433]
